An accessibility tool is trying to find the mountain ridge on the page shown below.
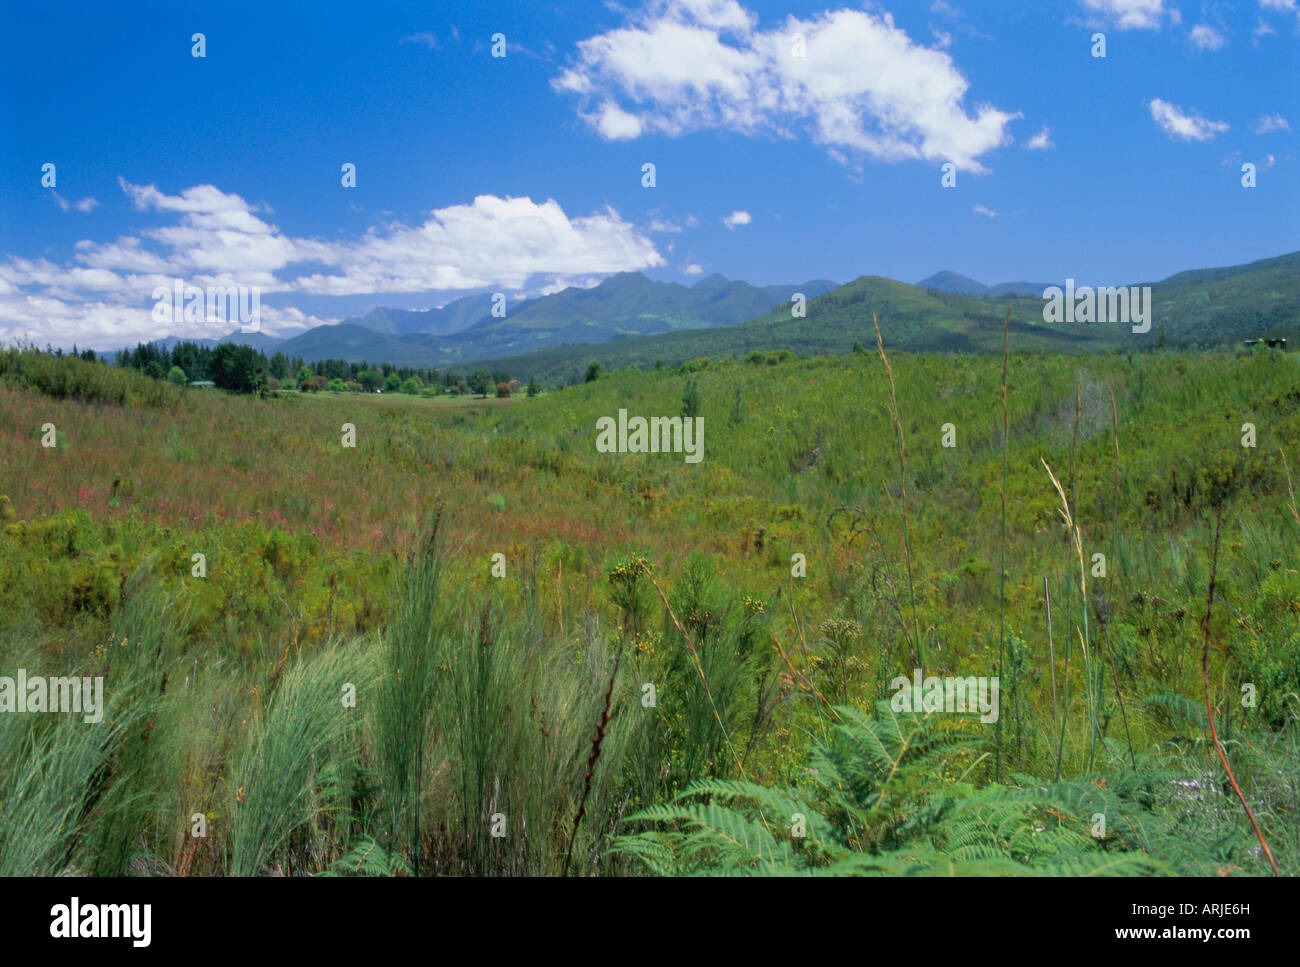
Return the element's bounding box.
[125,252,1299,375]
[454,250,1300,384]
[270,271,837,364]
[918,271,1050,298]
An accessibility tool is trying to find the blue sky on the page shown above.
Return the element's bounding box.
[1,0,1296,348]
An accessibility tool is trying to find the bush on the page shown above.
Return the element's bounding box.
[681,378,701,419]
[0,346,179,408]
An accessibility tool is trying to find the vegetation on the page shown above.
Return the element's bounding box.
[110,340,524,398]
[0,339,1296,876]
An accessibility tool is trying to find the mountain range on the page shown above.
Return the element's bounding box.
[136,252,1299,380]
[140,272,837,365]
[458,250,1300,385]
[917,271,1051,298]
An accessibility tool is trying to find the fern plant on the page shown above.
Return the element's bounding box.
[613,701,1279,876]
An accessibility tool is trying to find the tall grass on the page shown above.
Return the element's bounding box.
[375,512,443,870]
[996,308,1009,779]
[872,314,923,669]
[0,575,166,874]
[227,640,376,876]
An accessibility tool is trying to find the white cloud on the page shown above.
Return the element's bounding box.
[679,0,757,32]
[120,179,255,215]
[1080,0,1169,30]
[1188,24,1226,49]
[1255,113,1290,133]
[648,214,699,232]
[48,192,100,214]
[1026,126,1054,150]
[682,263,704,274]
[721,210,752,229]
[295,194,663,295]
[1148,98,1229,141]
[534,275,605,296]
[402,32,440,49]
[0,182,664,348]
[593,100,644,139]
[972,204,998,218]
[554,0,1019,172]
[1255,0,1300,36]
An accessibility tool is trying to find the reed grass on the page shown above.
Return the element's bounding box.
[872,313,923,670]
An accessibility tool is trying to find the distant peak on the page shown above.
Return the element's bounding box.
[692,272,731,288]
[916,271,993,297]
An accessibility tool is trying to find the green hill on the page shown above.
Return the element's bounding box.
[464,252,1300,384]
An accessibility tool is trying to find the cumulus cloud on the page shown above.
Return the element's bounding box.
[1188,24,1226,49]
[1256,113,1290,133]
[554,0,1019,172]
[1080,0,1170,30]
[1148,98,1229,141]
[682,263,704,274]
[48,192,100,213]
[1025,126,1054,150]
[1254,0,1298,39]
[648,214,699,232]
[593,101,644,139]
[1259,0,1298,15]
[295,194,664,295]
[534,275,605,296]
[0,181,663,348]
[721,210,752,229]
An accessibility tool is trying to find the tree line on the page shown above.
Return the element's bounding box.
[112,341,534,397]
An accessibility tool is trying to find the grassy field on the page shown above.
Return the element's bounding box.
[1,342,1297,875]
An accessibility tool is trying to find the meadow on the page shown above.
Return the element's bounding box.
[0,340,1297,876]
